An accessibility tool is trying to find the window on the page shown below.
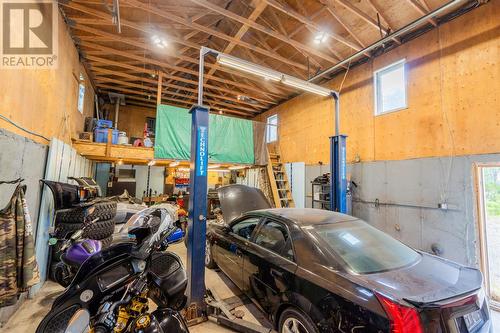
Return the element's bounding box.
[254,220,294,261]
[146,117,156,137]
[374,59,407,115]
[266,114,278,143]
[231,217,260,240]
[311,219,420,274]
[77,73,85,114]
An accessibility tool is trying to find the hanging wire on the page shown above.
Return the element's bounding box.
[0,113,50,141]
[0,178,24,185]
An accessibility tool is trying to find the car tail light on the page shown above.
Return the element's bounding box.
[376,294,424,333]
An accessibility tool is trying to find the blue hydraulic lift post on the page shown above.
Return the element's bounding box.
[186,47,215,314]
[329,92,348,213]
[186,104,209,309]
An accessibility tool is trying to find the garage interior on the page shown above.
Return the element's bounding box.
[0,0,499,332]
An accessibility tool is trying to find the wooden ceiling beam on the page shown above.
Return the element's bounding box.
[96,81,257,116]
[323,5,365,48]
[97,84,254,117]
[332,0,388,34]
[253,19,324,70]
[64,1,293,101]
[244,35,305,78]
[74,29,294,98]
[406,0,438,26]
[66,3,292,96]
[121,0,310,71]
[263,0,361,51]
[91,67,268,109]
[365,0,393,30]
[95,76,261,113]
[85,54,278,105]
[188,0,341,65]
[327,0,400,45]
[204,0,268,85]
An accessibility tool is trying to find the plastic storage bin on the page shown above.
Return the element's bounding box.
[96,119,113,128]
[94,128,119,144]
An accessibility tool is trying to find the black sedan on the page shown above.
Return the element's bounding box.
[205,185,492,333]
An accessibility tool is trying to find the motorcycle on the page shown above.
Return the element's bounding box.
[36,205,189,333]
[49,218,102,287]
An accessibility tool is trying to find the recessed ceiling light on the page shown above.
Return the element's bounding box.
[314,31,328,44]
[151,35,168,48]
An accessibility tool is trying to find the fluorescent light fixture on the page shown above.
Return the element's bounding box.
[281,75,332,96]
[314,31,328,44]
[151,35,168,49]
[147,160,156,166]
[217,54,282,82]
[228,165,246,170]
[208,164,221,169]
[169,161,180,167]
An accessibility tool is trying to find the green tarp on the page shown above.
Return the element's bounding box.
[154,105,255,164]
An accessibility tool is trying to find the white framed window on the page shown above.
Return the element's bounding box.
[374,59,407,115]
[77,72,85,114]
[266,114,278,143]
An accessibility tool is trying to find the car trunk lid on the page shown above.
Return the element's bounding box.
[216,184,271,223]
[355,253,482,305]
[353,253,487,332]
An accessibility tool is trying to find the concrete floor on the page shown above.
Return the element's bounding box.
[0,242,267,333]
[3,241,499,333]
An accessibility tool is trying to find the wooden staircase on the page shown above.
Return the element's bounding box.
[266,147,294,208]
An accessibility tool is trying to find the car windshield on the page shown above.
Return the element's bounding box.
[311,219,420,274]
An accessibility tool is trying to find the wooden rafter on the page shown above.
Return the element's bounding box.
[406,0,438,26]
[323,4,365,48]
[96,83,254,117]
[333,0,389,34]
[365,0,393,30]
[264,0,362,51]
[204,0,268,84]
[84,55,279,105]
[91,67,268,110]
[71,26,295,98]
[121,0,310,72]
[189,0,341,65]
[96,82,257,117]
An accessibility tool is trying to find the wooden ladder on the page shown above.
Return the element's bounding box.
[266,147,295,208]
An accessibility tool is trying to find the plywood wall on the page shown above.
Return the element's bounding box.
[0,13,95,144]
[256,1,500,164]
[116,105,156,139]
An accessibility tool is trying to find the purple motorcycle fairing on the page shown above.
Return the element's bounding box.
[62,239,102,266]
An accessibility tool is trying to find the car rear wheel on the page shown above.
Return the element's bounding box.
[279,308,319,333]
[205,239,217,269]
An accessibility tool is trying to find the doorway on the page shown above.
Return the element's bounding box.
[476,164,500,310]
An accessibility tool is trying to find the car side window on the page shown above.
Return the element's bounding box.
[254,221,294,261]
[230,217,260,240]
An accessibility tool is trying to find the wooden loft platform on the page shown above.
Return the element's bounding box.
[72,139,254,168]
[71,139,167,165]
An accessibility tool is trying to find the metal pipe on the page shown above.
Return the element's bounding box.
[308,0,466,82]
[197,47,206,105]
[114,101,120,129]
[332,92,340,135]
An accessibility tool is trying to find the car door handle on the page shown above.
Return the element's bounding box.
[270,268,284,278]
